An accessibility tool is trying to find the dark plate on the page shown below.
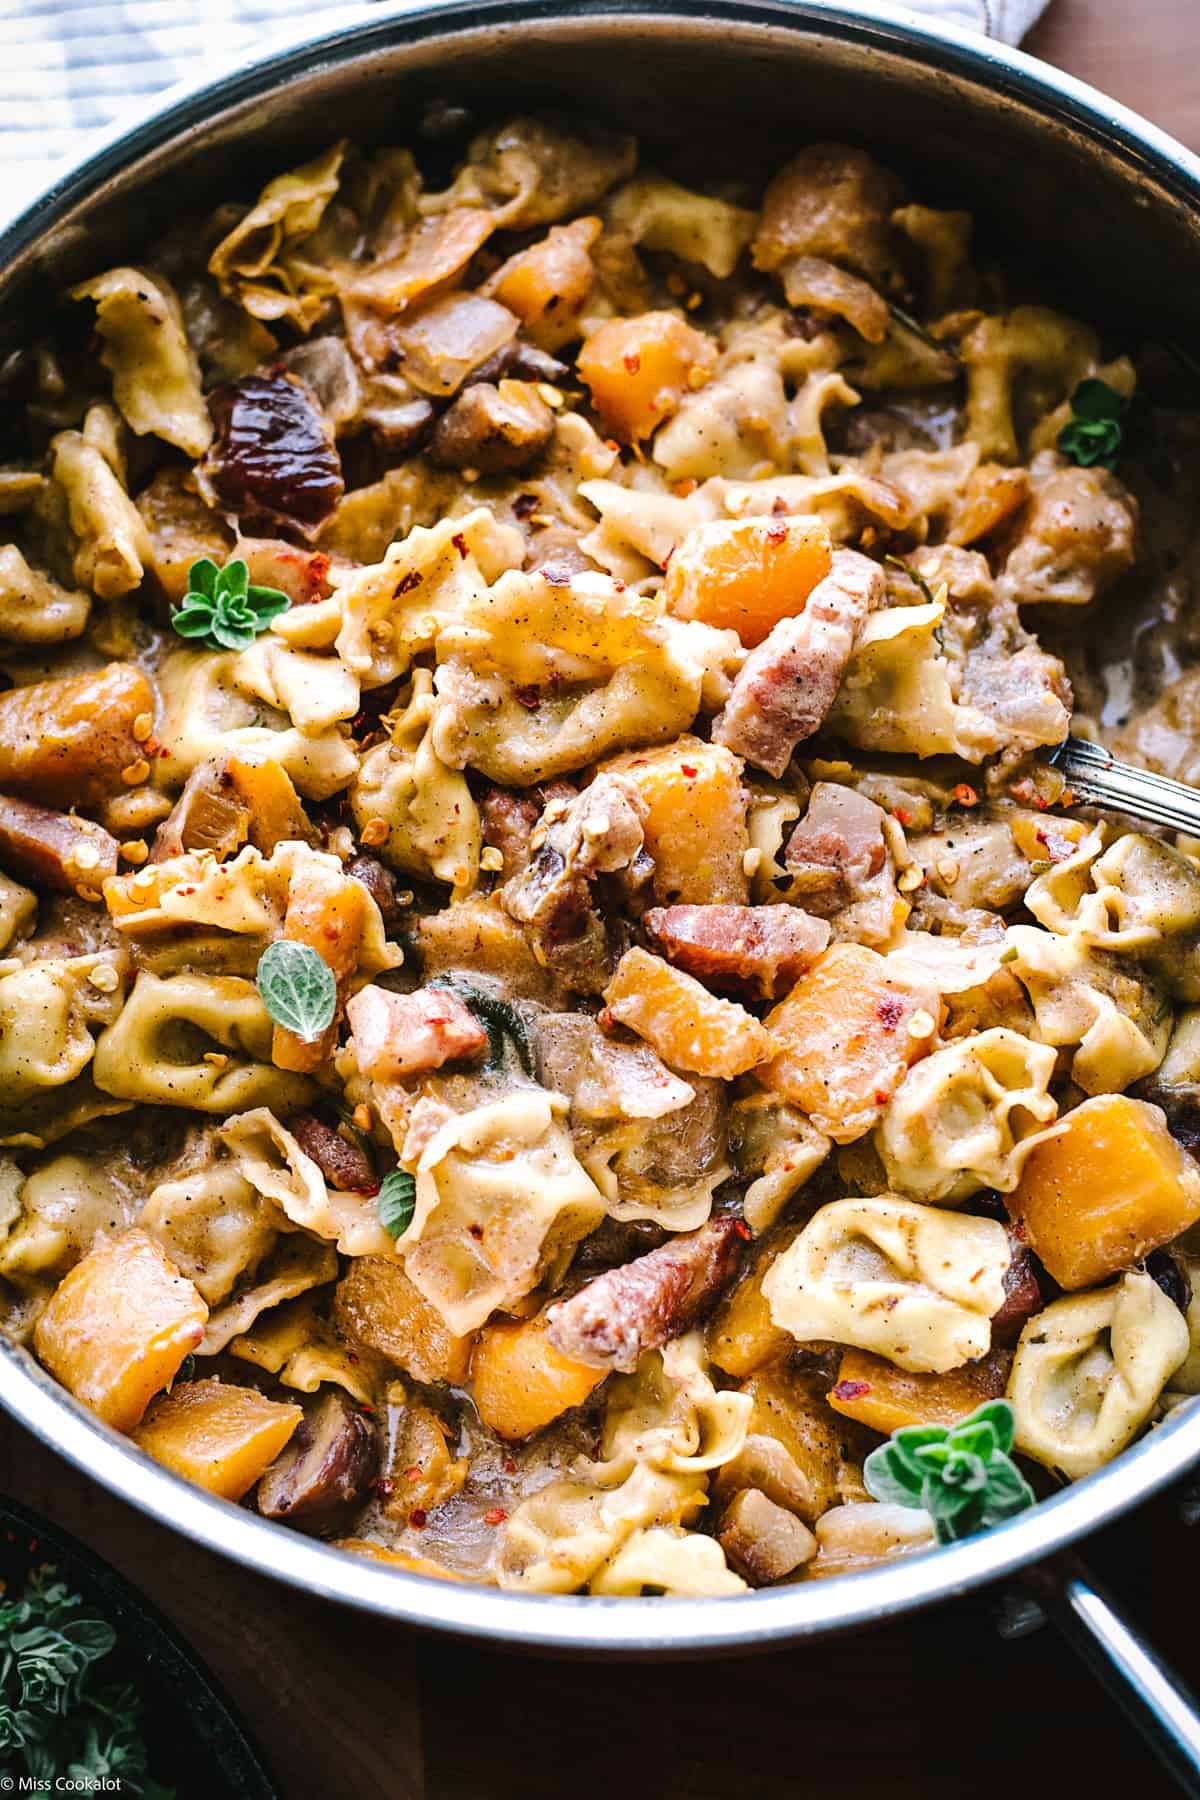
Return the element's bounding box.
[0,1496,279,1799]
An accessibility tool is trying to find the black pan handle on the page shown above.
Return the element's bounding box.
[1004,1554,1200,1796]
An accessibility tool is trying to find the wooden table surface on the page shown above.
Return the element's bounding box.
[5,5,1200,1796]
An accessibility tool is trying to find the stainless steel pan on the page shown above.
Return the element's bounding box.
[2,0,1200,1774]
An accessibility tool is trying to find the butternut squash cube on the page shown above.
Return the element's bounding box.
[470,1311,606,1440]
[227,756,312,853]
[577,311,715,443]
[334,1256,473,1386]
[134,1378,302,1500]
[0,663,156,814]
[604,736,749,904]
[33,1228,207,1432]
[1006,1093,1200,1290]
[485,217,600,351]
[604,946,776,1079]
[334,1538,463,1580]
[708,1222,804,1378]
[827,1346,1012,1435]
[665,515,833,647]
[758,943,938,1142]
[272,859,369,1073]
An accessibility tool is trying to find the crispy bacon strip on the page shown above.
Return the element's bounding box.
[644,903,829,999]
[545,1212,746,1372]
[347,983,487,1080]
[289,1111,378,1195]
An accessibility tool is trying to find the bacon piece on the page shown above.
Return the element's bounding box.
[644,903,829,999]
[545,1212,746,1372]
[990,1231,1045,1345]
[784,782,888,914]
[289,1111,378,1194]
[347,983,487,1080]
[712,549,884,777]
[0,793,119,892]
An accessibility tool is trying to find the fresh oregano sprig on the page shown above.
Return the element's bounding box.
[171,556,289,652]
[863,1398,1035,1545]
[1057,378,1128,472]
[377,1168,417,1239]
[256,940,337,1042]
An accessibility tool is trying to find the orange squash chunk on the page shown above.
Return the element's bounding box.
[34,1229,207,1432]
[334,1256,473,1386]
[486,216,600,350]
[665,515,833,647]
[227,756,312,853]
[603,736,749,904]
[577,310,715,443]
[0,663,156,813]
[758,944,937,1142]
[334,1538,464,1580]
[1006,1094,1200,1290]
[948,463,1030,547]
[604,946,776,1079]
[827,1347,1011,1435]
[134,1379,302,1500]
[708,1222,804,1378]
[272,859,369,1073]
[471,1312,606,1440]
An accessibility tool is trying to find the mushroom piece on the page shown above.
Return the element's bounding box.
[428,379,555,473]
[256,1388,377,1530]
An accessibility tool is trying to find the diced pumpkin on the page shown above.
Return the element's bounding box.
[758,943,938,1142]
[664,515,833,647]
[333,1538,463,1580]
[603,946,776,1079]
[134,1378,302,1500]
[334,1255,474,1386]
[272,858,369,1072]
[0,663,156,814]
[826,1346,1012,1435]
[577,310,716,443]
[1005,1094,1200,1290]
[708,1222,804,1378]
[33,1228,207,1432]
[227,755,312,853]
[381,1382,468,1515]
[948,463,1030,546]
[712,1366,871,1523]
[603,736,749,904]
[485,217,601,351]
[470,1311,606,1440]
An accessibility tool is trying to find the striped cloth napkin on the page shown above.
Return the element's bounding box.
[1,0,1052,206]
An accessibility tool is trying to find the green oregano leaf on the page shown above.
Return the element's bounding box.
[863,1397,1035,1546]
[171,557,290,652]
[377,1168,417,1239]
[1058,378,1128,471]
[256,940,337,1042]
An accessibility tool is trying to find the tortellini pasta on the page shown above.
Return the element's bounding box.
[401,1089,607,1333]
[228,1291,384,1406]
[219,1107,394,1259]
[140,1156,279,1305]
[0,954,124,1115]
[0,546,90,644]
[432,568,718,785]
[70,267,212,458]
[606,173,756,280]
[208,140,347,330]
[198,1230,338,1356]
[91,972,314,1113]
[1008,1272,1189,1478]
[1008,925,1171,1094]
[876,1028,1060,1203]
[762,1195,1011,1372]
[0,1156,137,1289]
[49,409,151,600]
[1027,831,1200,1000]
[233,636,360,734]
[350,668,481,894]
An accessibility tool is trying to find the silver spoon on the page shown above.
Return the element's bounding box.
[1049,735,1200,838]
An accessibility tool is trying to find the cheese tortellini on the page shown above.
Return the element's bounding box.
[350,668,481,894]
[219,1107,394,1259]
[1027,831,1200,1000]
[762,1195,1011,1372]
[876,1028,1060,1203]
[71,267,213,458]
[1008,1272,1189,1478]
[140,1156,280,1306]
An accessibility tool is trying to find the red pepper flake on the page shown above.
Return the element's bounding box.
[484,1507,508,1526]
[876,996,904,1029]
[613,578,626,593]
[514,685,541,710]
[513,493,539,520]
[504,1458,517,1475]
[771,495,788,516]
[405,1465,424,1482]
[395,570,424,596]
[953,783,978,807]
[451,532,469,559]
[673,478,697,498]
[622,352,642,375]
[375,1477,397,1499]
[358,1404,377,1417]
[1010,776,1036,804]
[874,1088,891,1106]
[604,438,621,455]
[468,1223,484,1240]
[680,762,698,779]
[831,1380,870,1402]
[893,806,914,828]
[542,564,572,587]
[596,1006,615,1032]
[409,1509,428,1529]
[1033,792,1050,811]
[733,1220,752,1241]
[766,518,788,545]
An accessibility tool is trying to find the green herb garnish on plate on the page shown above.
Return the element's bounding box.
[377,1168,417,1239]
[863,1398,1035,1545]
[256,940,337,1042]
[171,556,289,652]
[1057,378,1128,471]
